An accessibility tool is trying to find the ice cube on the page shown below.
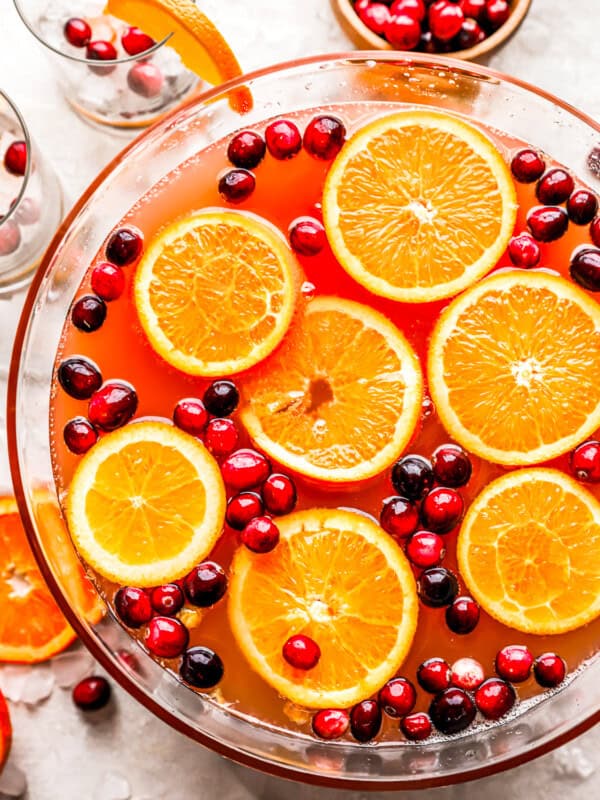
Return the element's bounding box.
[51,648,94,689]
[0,759,27,797]
[19,664,55,705]
[0,665,32,702]
[553,744,596,780]
[92,771,131,800]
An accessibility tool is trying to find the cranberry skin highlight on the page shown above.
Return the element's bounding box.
[264,120,302,160]
[122,26,156,55]
[303,115,346,160]
[474,677,516,720]
[418,567,459,607]
[226,492,263,530]
[379,677,416,717]
[72,676,111,711]
[511,149,545,184]
[350,700,382,742]
[495,645,533,683]
[567,190,598,225]
[391,455,434,500]
[3,141,27,176]
[262,473,297,515]
[203,380,239,417]
[150,584,184,616]
[534,652,566,687]
[173,398,209,436]
[91,262,125,301]
[401,712,432,741]
[71,295,107,333]
[406,530,445,568]
[312,709,350,740]
[218,169,256,204]
[64,18,92,48]
[88,381,138,431]
[184,561,227,607]
[536,168,574,206]
[451,657,485,691]
[227,131,266,169]
[445,596,480,634]
[421,487,464,533]
[145,616,189,659]
[508,233,541,268]
[180,646,224,688]
[570,248,600,291]
[385,14,422,50]
[289,218,326,256]
[221,449,271,490]
[431,445,472,488]
[527,206,569,242]
[106,227,144,266]
[115,586,152,628]
[570,440,600,482]
[58,357,102,400]
[205,418,239,457]
[282,634,321,670]
[429,687,476,734]
[241,516,280,553]
[380,495,419,539]
[64,417,98,455]
[417,657,451,693]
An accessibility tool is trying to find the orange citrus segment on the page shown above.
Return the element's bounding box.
[240,296,423,483]
[428,270,600,465]
[66,421,226,586]
[229,508,418,708]
[323,110,517,302]
[104,0,252,112]
[458,469,600,634]
[0,691,11,772]
[134,210,299,377]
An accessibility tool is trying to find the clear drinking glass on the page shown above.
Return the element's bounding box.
[13,0,199,132]
[8,53,600,789]
[0,89,63,293]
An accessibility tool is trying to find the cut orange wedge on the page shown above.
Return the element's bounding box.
[135,210,299,377]
[240,296,423,483]
[428,270,600,466]
[0,691,11,772]
[66,421,226,586]
[105,0,251,112]
[229,508,418,708]
[323,110,517,302]
[458,469,600,635]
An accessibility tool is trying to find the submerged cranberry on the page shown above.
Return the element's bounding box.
[451,657,484,691]
[379,677,416,717]
[173,398,209,436]
[385,13,421,49]
[567,190,598,225]
[64,17,92,48]
[303,115,346,160]
[570,440,600,482]
[106,227,144,266]
[380,496,419,540]
[418,567,459,607]
[218,169,255,203]
[0,218,21,256]
[205,418,239,457]
[312,709,350,740]
[391,455,434,500]
[3,141,27,176]
[421,487,464,532]
[180,646,224,688]
[122,26,156,55]
[401,712,432,741]
[418,657,451,693]
[429,687,476,734]
[474,678,515,720]
[71,295,107,333]
[431,445,472,488]
[227,130,266,169]
[536,169,574,206]
[282,634,321,670]
[221,449,270,490]
[88,381,138,431]
[86,40,118,74]
[115,586,152,628]
[262,473,297,515]
[406,530,445,568]
[127,62,164,98]
[203,380,239,417]
[534,652,566,688]
[511,149,545,183]
[64,417,98,454]
[58,357,102,400]
[445,596,480,634]
[358,2,390,35]
[570,247,600,291]
[265,120,302,160]
[429,1,464,41]
[495,645,533,683]
[72,676,111,711]
[184,561,227,607]
[527,206,568,242]
[227,492,263,530]
[91,262,125,301]
[508,232,541,267]
[145,616,189,659]
[150,584,184,616]
[241,516,280,553]
[289,217,326,256]
[350,700,382,742]
[591,217,600,248]
[485,0,510,29]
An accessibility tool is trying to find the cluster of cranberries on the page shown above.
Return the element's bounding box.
[509,149,600,290]
[353,0,513,54]
[219,114,345,256]
[64,18,165,99]
[0,140,35,258]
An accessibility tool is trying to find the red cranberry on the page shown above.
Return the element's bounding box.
[242,516,280,553]
[527,206,568,242]
[312,709,350,740]
[145,616,189,659]
[64,17,92,48]
[72,676,111,711]
[391,0,426,21]
[570,247,600,290]
[3,141,27,176]
[391,455,434,500]
[359,3,391,35]
[106,227,143,266]
[380,496,419,540]
[459,0,486,21]
[418,567,459,607]
[534,652,566,688]
[350,700,382,742]
[379,677,416,717]
[218,169,255,203]
[421,487,464,533]
[456,18,486,49]
[12,196,40,225]
[429,687,476,734]
[71,295,107,332]
[431,445,471,488]
[203,380,239,417]
[451,657,484,690]
[173,398,209,436]
[282,634,321,669]
[417,657,451,693]
[262,473,297,515]
[180,646,224,688]
[445,596,480,634]
[0,218,21,256]
[591,217,600,247]
[485,0,510,29]
[205,418,239,457]
[429,1,464,41]
[289,217,326,256]
[88,381,138,431]
[64,417,98,454]
[508,232,541,267]
[475,677,515,720]
[303,115,346,160]
[495,645,533,683]
[115,586,152,628]
[122,26,156,55]
[58,357,102,400]
[221,449,270,490]
[91,262,125,301]
[385,14,421,49]
[406,530,445,568]
[127,62,164,98]
[265,120,302,160]
[511,149,545,183]
[570,440,600,482]
[418,30,439,53]
[536,169,575,206]
[86,41,118,75]
[150,584,184,616]
[227,130,266,169]
[227,492,263,529]
[184,561,227,607]
[567,190,598,225]
[401,711,432,741]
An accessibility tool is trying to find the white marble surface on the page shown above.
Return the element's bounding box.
[0,0,600,798]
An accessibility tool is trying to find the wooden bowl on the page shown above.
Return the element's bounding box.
[331,0,532,61]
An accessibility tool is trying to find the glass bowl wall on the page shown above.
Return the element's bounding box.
[8,53,600,790]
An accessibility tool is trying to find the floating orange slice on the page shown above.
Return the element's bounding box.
[0,691,10,772]
[323,110,517,302]
[240,296,423,483]
[135,210,299,377]
[458,468,600,634]
[66,421,226,586]
[428,270,600,465]
[229,508,418,708]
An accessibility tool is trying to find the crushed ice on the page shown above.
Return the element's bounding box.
[0,664,54,705]
[0,759,27,797]
[92,771,131,800]
[51,648,94,689]
[553,744,596,780]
